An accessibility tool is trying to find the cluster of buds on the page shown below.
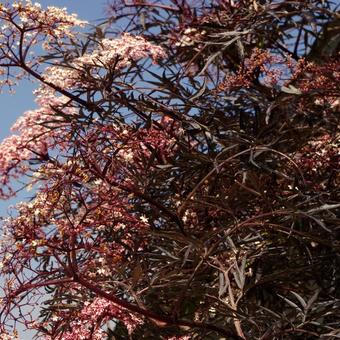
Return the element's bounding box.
[295,133,339,188]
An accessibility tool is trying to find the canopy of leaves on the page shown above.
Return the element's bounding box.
[0,0,339,339]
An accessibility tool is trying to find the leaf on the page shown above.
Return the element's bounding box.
[181,244,192,268]
[152,231,203,248]
[305,289,320,311]
[290,291,307,309]
[226,237,237,253]
[236,39,245,60]
[218,272,228,297]
[156,164,174,169]
[189,78,207,101]
[95,27,105,39]
[233,257,246,289]
[140,12,146,30]
[278,294,302,312]
[281,85,302,95]
[131,263,143,287]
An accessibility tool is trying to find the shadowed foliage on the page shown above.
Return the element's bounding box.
[0,1,339,339]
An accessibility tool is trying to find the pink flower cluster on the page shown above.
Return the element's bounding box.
[0,1,87,90]
[74,33,166,69]
[294,59,340,109]
[295,133,339,188]
[0,2,171,337]
[7,1,87,38]
[0,93,75,198]
[116,125,176,166]
[52,298,143,339]
[41,33,166,92]
[218,48,285,91]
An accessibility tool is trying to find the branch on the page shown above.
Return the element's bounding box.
[76,275,242,338]
[123,1,180,12]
